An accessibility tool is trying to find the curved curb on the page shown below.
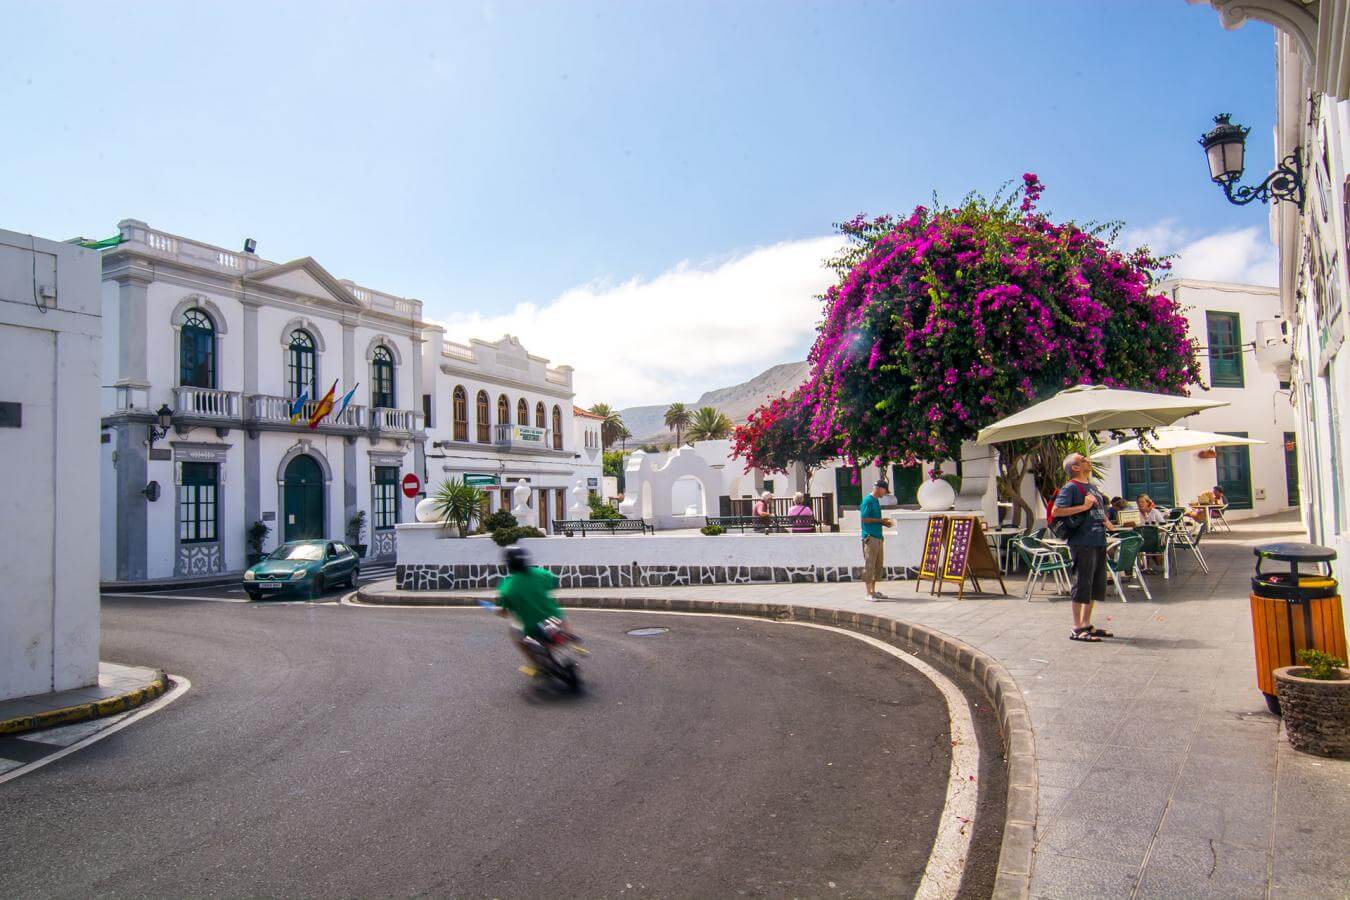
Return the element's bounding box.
[0,673,170,737]
[356,584,1036,899]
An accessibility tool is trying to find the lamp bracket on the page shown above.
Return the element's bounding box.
[1222,149,1306,212]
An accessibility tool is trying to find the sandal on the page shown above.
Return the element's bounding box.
[1069,627,1102,642]
[1089,627,1114,638]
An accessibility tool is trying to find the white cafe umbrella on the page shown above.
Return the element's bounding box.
[1092,426,1265,459]
[975,384,1228,445]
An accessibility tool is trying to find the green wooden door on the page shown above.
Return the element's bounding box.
[1120,455,1175,506]
[1284,432,1300,508]
[1216,432,1253,510]
[891,464,922,505]
[284,455,325,541]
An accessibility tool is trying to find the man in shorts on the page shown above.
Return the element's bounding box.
[860,479,893,601]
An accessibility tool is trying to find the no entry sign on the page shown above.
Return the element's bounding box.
[402,472,421,498]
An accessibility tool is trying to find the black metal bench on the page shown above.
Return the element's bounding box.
[555,518,655,536]
[704,515,819,533]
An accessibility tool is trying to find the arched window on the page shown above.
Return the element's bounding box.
[452,386,468,442]
[179,308,215,389]
[287,330,316,399]
[517,398,529,426]
[371,346,395,409]
[535,402,546,429]
[552,405,563,450]
[476,390,490,443]
[497,394,510,426]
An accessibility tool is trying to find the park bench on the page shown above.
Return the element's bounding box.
[555,518,655,536]
[703,515,820,533]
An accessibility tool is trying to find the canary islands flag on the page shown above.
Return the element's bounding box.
[335,383,359,420]
[307,380,339,429]
[288,390,310,424]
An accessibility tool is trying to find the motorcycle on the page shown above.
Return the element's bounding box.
[480,601,585,692]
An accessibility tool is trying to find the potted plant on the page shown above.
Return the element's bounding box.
[1275,649,1350,758]
[432,477,487,537]
[347,510,368,558]
[246,520,270,566]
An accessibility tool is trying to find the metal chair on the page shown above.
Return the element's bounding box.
[1134,524,1166,574]
[1011,535,1072,600]
[1169,517,1211,574]
[1107,533,1152,601]
[1209,501,1232,533]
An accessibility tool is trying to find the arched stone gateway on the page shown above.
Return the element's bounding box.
[620,447,724,529]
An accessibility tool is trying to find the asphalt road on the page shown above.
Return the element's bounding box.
[1,594,1003,898]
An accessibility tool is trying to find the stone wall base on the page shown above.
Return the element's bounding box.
[396,562,918,591]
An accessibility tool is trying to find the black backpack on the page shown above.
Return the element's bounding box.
[1050,482,1089,541]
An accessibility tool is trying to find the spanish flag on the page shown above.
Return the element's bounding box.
[307,380,339,429]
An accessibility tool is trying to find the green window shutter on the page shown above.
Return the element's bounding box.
[1206,311,1244,387]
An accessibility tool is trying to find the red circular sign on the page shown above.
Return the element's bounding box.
[402,473,421,498]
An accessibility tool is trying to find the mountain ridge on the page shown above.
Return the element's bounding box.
[616,361,810,443]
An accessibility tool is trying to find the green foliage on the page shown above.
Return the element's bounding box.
[345,510,367,544]
[664,402,694,444]
[432,478,488,537]
[1296,649,1348,680]
[686,406,733,442]
[491,525,545,546]
[941,474,962,494]
[588,495,624,520]
[700,524,725,536]
[602,450,627,478]
[247,520,271,554]
[588,403,628,449]
[482,509,518,532]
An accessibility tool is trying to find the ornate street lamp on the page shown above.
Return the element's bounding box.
[1199,114,1304,211]
[148,403,174,447]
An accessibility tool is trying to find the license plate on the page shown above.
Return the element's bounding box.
[257,581,284,589]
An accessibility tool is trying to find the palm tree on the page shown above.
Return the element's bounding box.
[686,406,733,443]
[588,403,626,450]
[663,402,693,445]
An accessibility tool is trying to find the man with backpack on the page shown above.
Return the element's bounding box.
[1052,452,1118,642]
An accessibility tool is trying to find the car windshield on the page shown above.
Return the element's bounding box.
[269,544,323,561]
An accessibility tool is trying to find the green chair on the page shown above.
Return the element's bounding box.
[1135,524,1165,573]
[1107,533,1152,601]
[1012,535,1072,600]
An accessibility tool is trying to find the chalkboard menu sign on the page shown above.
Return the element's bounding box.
[938,516,1008,599]
[916,515,949,594]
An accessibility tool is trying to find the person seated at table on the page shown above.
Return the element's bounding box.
[787,492,815,533]
[1186,489,1216,523]
[1135,493,1166,525]
[753,491,774,532]
[1106,496,1128,524]
[1212,485,1227,506]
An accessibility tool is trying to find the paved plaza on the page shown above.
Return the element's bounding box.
[367,512,1350,898]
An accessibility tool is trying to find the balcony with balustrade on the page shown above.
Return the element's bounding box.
[493,423,567,455]
[171,386,244,435]
[245,394,367,437]
[371,406,424,438]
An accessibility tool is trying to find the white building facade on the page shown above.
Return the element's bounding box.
[1196,0,1350,580]
[1,228,102,700]
[420,329,594,532]
[1096,279,1298,519]
[100,220,426,582]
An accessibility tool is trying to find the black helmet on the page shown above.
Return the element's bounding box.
[503,545,532,573]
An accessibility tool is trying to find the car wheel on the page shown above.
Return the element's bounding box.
[246,589,261,602]
[349,567,359,588]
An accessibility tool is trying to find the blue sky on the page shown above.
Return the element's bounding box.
[1,1,1278,405]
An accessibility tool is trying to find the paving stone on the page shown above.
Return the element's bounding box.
[1034,817,1157,866]
[1028,852,1139,899]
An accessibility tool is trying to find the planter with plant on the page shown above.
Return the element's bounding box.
[1275,649,1350,758]
[700,524,725,536]
[491,525,545,546]
[246,520,271,565]
[432,478,487,538]
[346,510,368,558]
[482,509,518,533]
[588,495,624,520]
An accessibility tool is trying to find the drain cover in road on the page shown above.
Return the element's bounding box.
[626,627,669,636]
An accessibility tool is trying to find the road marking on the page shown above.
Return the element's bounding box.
[0,676,192,786]
[102,592,250,603]
[340,599,981,895]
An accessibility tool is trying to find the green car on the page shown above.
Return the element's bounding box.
[243,539,360,601]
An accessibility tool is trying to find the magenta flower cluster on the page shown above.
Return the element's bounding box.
[794,175,1201,466]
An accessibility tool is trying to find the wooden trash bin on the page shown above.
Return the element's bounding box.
[1250,542,1346,715]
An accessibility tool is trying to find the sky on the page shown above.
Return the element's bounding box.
[1,1,1279,407]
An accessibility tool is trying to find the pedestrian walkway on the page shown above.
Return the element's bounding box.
[0,662,166,743]
[364,512,1349,898]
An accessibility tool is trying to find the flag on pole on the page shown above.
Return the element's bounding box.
[288,390,310,424]
[307,380,339,429]
[334,383,359,421]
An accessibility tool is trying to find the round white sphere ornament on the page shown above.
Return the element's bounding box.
[415,498,441,523]
[917,477,956,511]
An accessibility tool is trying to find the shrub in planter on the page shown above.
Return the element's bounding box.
[588,495,624,520]
[482,509,518,532]
[491,525,545,546]
[700,524,725,536]
[1274,649,1350,759]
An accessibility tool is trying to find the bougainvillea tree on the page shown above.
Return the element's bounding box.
[739,175,1202,525]
[731,384,839,487]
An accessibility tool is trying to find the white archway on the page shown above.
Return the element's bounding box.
[619,447,725,529]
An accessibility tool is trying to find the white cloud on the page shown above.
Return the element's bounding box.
[1122,220,1277,286]
[435,236,843,408]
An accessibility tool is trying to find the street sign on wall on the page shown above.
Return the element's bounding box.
[464,474,500,487]
[402,472,421,498]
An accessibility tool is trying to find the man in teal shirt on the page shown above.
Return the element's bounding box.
[859,479,893,600]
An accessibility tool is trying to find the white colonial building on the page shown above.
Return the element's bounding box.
[1095,279,1298,519]
[420,329,599,531]
[99,220,427,582]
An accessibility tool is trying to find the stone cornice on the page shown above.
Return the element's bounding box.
[436,362,574,401]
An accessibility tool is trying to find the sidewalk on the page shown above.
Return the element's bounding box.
[0,662,167,738]
[363,512,1349,898]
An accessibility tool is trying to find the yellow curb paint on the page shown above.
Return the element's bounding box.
[0,676,167,737]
